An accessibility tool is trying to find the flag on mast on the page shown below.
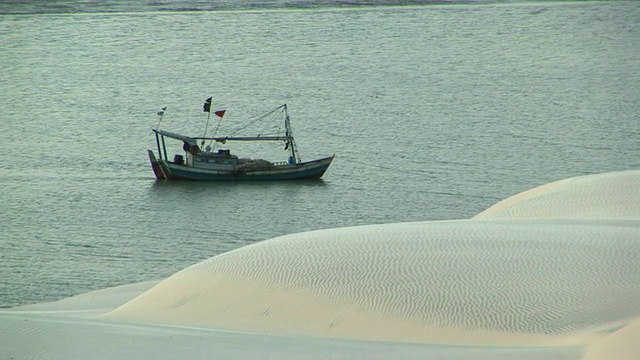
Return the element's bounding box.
[157,106,167,116]
[203,97,212,113]
[214,109,226,118]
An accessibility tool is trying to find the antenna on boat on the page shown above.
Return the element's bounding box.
[201,97,213,146]
[283,104,300,164]
[155,106,167,130]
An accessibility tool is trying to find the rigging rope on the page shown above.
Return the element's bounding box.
[227,105,286,137]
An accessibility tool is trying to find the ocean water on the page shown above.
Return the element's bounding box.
[1,0,639,308]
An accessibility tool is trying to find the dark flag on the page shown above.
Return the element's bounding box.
[203,97,212,112]
[214,109,226,118]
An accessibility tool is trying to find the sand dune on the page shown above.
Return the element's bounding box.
[473,170,640,220]
[103,219,640,346]
[2,169,639,359]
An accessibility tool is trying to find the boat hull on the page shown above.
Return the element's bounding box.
[150,151,333,181]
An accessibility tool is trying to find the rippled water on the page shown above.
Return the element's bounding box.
[1,1,639,307]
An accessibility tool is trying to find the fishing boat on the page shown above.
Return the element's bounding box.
[148,101,334,181]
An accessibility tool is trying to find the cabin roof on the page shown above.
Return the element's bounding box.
[154,129,198,146]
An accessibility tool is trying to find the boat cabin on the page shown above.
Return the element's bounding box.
[188,149,238,171]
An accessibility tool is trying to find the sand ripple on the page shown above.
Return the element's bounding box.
[105,219,640,344]
[473,170,640,220]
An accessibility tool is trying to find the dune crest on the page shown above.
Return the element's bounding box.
[473,170,640,220]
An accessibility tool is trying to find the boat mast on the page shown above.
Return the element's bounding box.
[201,97,213,146]
[155,107,167,161]
[155,106,167,130]
[283,104,300,164]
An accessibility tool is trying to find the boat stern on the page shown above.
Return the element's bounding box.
[148,149,166,180]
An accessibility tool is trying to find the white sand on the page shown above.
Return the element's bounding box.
[582,317,640,360]
[2,169,639,359]
[0,311,585,360]
[473,170,640,220]
[104,219,640,346]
